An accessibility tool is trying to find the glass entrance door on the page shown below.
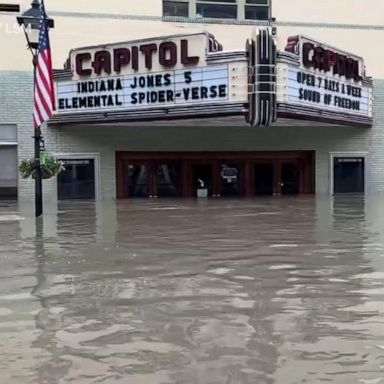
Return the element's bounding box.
[127,164,149,198]
[220,163,242,197]
[254,163,274,195]
[155,163,181,197]
[191,164,213,197]
[281,162,300,195]
[58,159,95,200]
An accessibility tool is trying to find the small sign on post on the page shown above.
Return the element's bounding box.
[39,139,46,166]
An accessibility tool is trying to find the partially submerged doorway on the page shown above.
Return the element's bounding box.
[116,151,315,198]
[58,159,96,200]
[333,156,365,194]
[191,164,213,197]
[281,162,301,195]
[254,163,274,195]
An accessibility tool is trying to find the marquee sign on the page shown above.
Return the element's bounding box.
[57,66,229,113]
[51,31,373,128]
[70,33,208,79]
[286,66,370,116]
[277,35,373,127]
[52,32,249,123]
[286,36,363,81]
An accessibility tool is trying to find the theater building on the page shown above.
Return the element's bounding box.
[41,30,372,200]
[0,0,383,201]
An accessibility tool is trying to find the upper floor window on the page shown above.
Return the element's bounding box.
[245,0,269,20]
[0,3,20,13]
[163,1,189,17]
[196,0,237,19]
[162,0,271,21]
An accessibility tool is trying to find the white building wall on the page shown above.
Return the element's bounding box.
[1,1,384,77]
[368,80,384,193]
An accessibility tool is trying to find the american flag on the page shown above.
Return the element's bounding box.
[33,0,54,129]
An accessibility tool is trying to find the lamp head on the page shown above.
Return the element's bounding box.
[16,0,54,50]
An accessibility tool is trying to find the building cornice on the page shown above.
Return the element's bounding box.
[49,11,384,31]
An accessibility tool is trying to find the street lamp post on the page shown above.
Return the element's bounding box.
[17,0,54,217]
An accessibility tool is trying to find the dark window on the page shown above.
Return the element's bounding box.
[334,157,365,194]
[254,163,274,195]
[246,0,268,4]
[245,6,269,20]
[163,1,189,17]
[0,146,17,200]
[245,0,270,20]
[0,3,20,13]
[198,0,236,2]
[196,2,237,18]
[58,159,96,200]
[281,163,300,195]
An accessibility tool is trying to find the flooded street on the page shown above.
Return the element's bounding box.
[1,196,384,384]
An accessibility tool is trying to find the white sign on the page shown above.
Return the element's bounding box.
[56,65,229,113]
[286,67,371,117]
[221,167,238,183]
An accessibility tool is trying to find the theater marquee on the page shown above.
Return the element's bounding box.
[277,35,373,127]
[52,32,249,124]
[51,31,373,128]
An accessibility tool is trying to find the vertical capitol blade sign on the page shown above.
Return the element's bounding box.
[246,28,277,127]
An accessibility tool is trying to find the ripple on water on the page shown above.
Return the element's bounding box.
[0,292,32,301]
[269,244,299,248]
[0,215,25,222]
[269,264,297,270]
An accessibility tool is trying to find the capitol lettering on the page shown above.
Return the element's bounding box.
[302,42,362,81]
[75,40,200,77]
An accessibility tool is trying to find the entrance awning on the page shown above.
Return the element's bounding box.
[49,113,363,129]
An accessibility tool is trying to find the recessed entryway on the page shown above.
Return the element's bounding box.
[116,151,315,198]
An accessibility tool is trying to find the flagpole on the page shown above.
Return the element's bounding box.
[33,0,45,218]
[34,0,50,218]
[17,0,54,218]
[33,55,43,218]
[40,0,47,19]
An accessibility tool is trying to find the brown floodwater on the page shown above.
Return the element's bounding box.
[1,196,384,384]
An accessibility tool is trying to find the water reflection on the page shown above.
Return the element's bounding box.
[0,196,384,383]
[272,196,378,383]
